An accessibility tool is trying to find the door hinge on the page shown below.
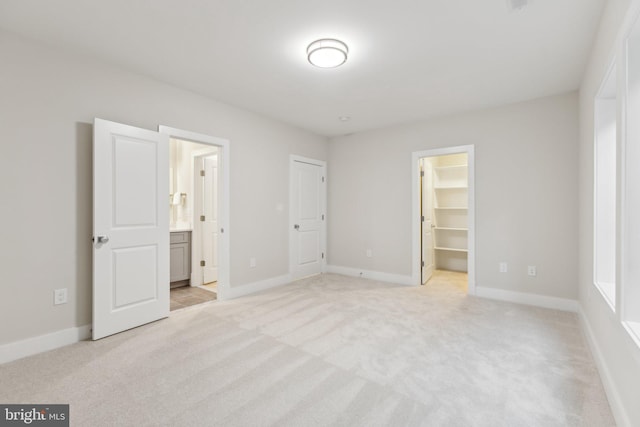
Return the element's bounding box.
[200,215,205,222]
[200,260,206,267]
[421,215,425,222]
[322,176,325,183]
[200,170,205,177]
[422,261,425,267]
[420,171,424,177]
[322,252,325,259]
[322,214,325,220]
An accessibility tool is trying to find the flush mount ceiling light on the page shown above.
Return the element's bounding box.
[307,39,348,68]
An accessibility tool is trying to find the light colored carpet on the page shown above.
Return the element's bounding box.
[0,272,614,426]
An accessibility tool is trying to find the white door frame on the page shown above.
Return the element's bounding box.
[191,148,218,287]
[289,155,327,279]
[411,145,476,294]
[159,126,231,300]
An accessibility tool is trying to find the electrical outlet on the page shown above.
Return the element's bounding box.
[249,257,257,268]
[499,262,508,273]
[54,288,67,305]
[528,266,537,277]
[366,249,373,258]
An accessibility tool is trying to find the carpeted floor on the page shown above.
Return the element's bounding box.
[0,272,614,426]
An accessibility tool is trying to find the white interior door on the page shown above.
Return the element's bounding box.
[202,155,219,284]
[291,157,326,280]
[421,158,434,284]
[93,118,169,340]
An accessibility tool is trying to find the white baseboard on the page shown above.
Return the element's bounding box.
[475,286,579,312]
[579,306,631,427]
[3,273,295,363]
[0,324,91,365]
[326,265,414,286]
[224,274,292,300]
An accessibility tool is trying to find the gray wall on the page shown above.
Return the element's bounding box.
[0,31,328,345]
[578,0,640,424]
[328,92,580,299]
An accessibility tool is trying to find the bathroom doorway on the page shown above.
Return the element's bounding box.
[160,126,230,310]
[168,138,219,310]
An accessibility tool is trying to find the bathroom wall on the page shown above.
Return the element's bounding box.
[170,138,217,228]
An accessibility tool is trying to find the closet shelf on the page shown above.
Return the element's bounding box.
[434,247,468,253]
[434,165,467,170]
[434,227,468,232]
[434,207,467,210]
[434,186,467,190]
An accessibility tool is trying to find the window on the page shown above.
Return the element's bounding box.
[594,62,617,311]
[623,16,640,343]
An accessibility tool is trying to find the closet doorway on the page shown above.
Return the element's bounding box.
[412,145,475,294]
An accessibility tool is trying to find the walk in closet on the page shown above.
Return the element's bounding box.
[423,153,469,273]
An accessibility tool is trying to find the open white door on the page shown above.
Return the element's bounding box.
[421,158,434,284]
[202,155,219,284]
[290,156,326,280]
[93,118,169,340]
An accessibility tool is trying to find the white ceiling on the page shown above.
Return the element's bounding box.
[0,0,605,137]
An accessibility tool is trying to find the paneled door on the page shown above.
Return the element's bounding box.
[421,159,434,284]
[290,156,326,280]
[93,118,169,340]
[202,155,219,284]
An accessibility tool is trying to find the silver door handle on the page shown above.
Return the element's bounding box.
[294,224,300,230]
[96,235,109,244]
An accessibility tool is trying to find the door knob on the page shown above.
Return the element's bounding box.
[96,235,110,244]
[294,224,300,230]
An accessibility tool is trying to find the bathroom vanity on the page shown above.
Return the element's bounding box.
[170,230,191,288]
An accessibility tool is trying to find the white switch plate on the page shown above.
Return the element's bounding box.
[54,288,67,305]
[499,262,508,273]
[528,266,537,276]
[250,257,257,268]
[366,249,373,258]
